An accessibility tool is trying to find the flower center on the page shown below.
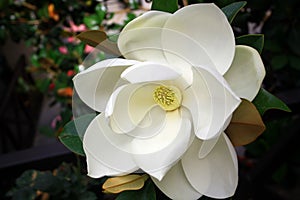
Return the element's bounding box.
[153,85,182,111]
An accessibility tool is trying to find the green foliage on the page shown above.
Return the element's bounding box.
[236,34,264,54]
[253,88,291,116]
[116,179,156,200]
[221,1,247,23]
[59,113,96,156]
[151,0,178,13]
[7,163,97,200]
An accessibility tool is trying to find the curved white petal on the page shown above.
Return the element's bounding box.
[164,4,235,75]
[133,109,194,180]
[224,45,266,101]
[198,114,232,158]
[121,61,181,83]
[118,11,171,64]
[83,114,138,174]
[85,147,129,178]
[152,161,202,200]
[182,67,240,140]
[105,83,159,133]
[73,58,139,112]
[182,133,238,198]
[102,108,190,157]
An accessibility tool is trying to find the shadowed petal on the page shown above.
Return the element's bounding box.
[224,45,266,101]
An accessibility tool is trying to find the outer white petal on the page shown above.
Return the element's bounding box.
[224,45,266,101]
[118,11,171,64]
[198,114,232,158]
[182,67,241,140]
[181,133,238,198]
[164,4,235,75]
[83,114,138,175]
[85,147,129,178]
[151,161,202,200]
[73,58,139,112]
[133,109,194,180]
[105,83,159,133]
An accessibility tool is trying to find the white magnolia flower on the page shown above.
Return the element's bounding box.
[73,3,265,199]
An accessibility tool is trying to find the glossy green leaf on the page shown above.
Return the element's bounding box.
[77,30,107,47]
[252,88,291,116]
[116,179,156,200]
[236,34,264,54]
[59,113,96,156]
[83,14,101,29]
[221,1,247,23]
[151,0,178,13]
[95,4,106,24]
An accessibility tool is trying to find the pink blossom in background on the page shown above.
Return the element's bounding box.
[51,115,62,128]
[63,19,87,33]
[59,46,68,54]
[84,45,94,53]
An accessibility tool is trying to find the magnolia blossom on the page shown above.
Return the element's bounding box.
[73,3,265,199]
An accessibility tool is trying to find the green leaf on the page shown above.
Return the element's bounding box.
[151,0,178,13]
[252,88,291,116]
[116,179,156,200]
[221,1,247,23]
[83,14,101,29]
[59,113,96,156]
[95,4,106,24]
[77,30,107,47]
[236,34,264,54]
[271,55,288,70]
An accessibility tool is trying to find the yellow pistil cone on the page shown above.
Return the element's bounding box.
[153,85,182,111]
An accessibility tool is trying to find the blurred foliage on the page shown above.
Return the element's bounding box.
[0,0,142,136]
[6,162,98,200]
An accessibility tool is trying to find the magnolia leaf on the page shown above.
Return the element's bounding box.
[76,30,107,47]
[59,113,96,156]
[236,34,264,54]
[253,88,291,116]
[151,0,178,13]
[226,100,266,146]
[222,1,247,23]
[116,179,156,200]
[103,174,149,194]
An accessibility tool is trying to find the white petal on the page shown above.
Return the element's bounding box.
[181,133,238,199]
[118,11,171,64]
[224,45,266,101]
[73,58,139,112]
[152,161,202,200]
[198,114,232,158]
[182,67,241,140]
[85,147,128,178]
[83,114,138,174]
[117,10,196,86]
[121,61,181,83]
[102,108,190,157]
[105,83,158,133]
[133,109,194,180]
[164,4,235,75]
